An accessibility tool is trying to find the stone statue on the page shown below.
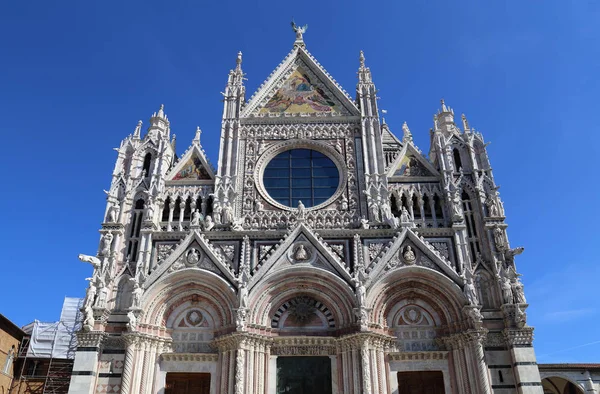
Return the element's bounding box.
[297,200,306,220]
[452,192,463,221]
[463,276,479,306]
[236,308,248,330]
[222,203,233,224]
[131,279,143,309]
[126,310,137,331]
[369,202,380,222]
[238,281,248,309]
[400,206,411,224]
[511,277,526,304]
[355,280,366,308]
[79,254,102,280]
[79,254,101,269]
[100,233,113,256]
[340,195,348,210]
[213,202,222,224]
[466,307,483,329]
[83,306,95,332]
[515,307,527,328]
[486,195,500,217]
[290,20,308,41]
[94,276,108,308]
[254,200,263,212]
[83,280,97,309]
[493,226,506,250]
[204,215,214,231]
[106,203,119,223]
[402,246,416,264]
[360,218,370,229]
[294,245,308,261]
[191,209,201,226]
[501,276,513,304]
[145,201,155,221]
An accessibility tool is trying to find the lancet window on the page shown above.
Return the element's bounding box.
[462,191,481,259]
[142,153,152,177]
[127,198,145,262]
[453,148,462,171]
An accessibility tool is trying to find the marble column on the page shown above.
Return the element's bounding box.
[120,335,138,394]
[465,330,491,394]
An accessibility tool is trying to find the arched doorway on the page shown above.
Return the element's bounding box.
[542,376,584,394]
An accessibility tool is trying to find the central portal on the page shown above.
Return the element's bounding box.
[165,372,210,394]
[276,356,332,394]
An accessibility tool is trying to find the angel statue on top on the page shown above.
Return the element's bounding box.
[291,19,308,41]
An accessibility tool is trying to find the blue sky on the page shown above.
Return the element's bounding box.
[1,1,598,363]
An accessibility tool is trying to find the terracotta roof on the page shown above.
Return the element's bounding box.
[539,363,600,370]
[0,313,25,340]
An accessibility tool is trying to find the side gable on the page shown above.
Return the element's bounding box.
[166,144,215,183]
[387,143,440,180]
[366,228,463,286]
[249,223,353,288]
[144,230,236,288]
[242,46,359,118]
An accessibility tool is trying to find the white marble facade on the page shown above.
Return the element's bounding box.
[69,28,546,394]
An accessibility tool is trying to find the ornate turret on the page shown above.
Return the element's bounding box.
[146,104,170,140]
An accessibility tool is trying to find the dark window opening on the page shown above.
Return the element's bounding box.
[142,153,152,177]
[453,148,462,171]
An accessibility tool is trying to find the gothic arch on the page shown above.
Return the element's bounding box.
[368,267,465,331]
[141,269,236,328]
[114,275,133,311]
[249,267,355,330]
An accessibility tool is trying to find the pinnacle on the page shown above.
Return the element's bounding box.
[236,51,242,70]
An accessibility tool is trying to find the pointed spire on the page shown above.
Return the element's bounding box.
[157,104,166,119]
[439,99,453,115]
[133,120,142,139]
[402,122,413,144]
[357,50,372,85]
[461,113,470,132]
[193,127,202,145]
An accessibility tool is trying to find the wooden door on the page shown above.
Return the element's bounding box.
[397,371,445,394]
[165,372,210,394]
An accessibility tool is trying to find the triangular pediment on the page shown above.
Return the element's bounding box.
[387,143,440,179]
[242,47,359,118]
[249,223,353,288]
[166,144,214,183]
[366,228,463,286]
[144,230,236,288]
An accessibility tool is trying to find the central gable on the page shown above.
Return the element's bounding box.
[259,67,339,114]
[242,47,359,118]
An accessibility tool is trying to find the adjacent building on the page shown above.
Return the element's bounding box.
[0,313,25,394]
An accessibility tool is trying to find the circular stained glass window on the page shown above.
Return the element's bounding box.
[263,149,340,208]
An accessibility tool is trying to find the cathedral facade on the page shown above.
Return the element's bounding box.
[68,28,544,394]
